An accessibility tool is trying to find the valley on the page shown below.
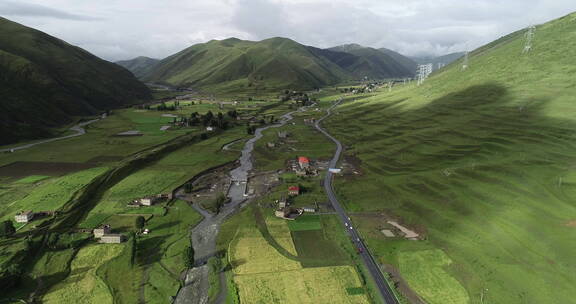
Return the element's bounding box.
[1,7,576,304]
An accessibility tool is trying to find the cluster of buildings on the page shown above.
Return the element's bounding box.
[294,156,318,176]
[274,182,317,220]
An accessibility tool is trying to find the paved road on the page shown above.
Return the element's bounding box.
[0,118,101,153]
[314,98,399,304]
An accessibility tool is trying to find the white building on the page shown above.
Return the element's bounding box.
[139,196,159,206]
[15,210,34,223]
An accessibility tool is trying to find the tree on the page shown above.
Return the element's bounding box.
[184,183,193,193]
[135,216,145,230]
[0,220,15,237]
[183,245,195,268]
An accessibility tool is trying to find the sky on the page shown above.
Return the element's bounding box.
[0,0,574,61]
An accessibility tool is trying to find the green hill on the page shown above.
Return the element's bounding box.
[325,12,576,303]
[142,37,351,92]
[115,56,159,78]
[328,44,415,79]
[378,47,418,74]
[0,17,151,145]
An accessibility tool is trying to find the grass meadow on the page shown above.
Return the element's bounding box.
[324,12,576,303]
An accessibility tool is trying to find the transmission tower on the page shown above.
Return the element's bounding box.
[462,51,469,70]
[523,25,536,53]
[416,64,433,86]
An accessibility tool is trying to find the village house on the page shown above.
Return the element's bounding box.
[93,224,111,238]
[298,156,310,169]
[99,234,125,244]
[275,208,290,218]
[288,186,300,196]
[139,196,159,206]
[15,210,34,223]
[277,131,289,139]
[303,118,315,124]
[267,142,276,148]
[303,206,317,213]
[206,126,214,132]
[278,196,288,208]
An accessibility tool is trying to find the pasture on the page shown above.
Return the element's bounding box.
[398,250,469,304]
[323,13,576,303]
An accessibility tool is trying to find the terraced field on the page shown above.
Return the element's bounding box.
[325,12,576,303]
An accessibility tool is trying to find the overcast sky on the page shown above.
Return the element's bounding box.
[1,0,574,61]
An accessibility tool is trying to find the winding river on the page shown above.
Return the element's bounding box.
[174,106,305,304]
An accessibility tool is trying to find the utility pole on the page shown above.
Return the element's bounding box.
[523,25,536,53]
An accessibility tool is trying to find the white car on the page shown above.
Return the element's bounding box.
[345,223,348,227]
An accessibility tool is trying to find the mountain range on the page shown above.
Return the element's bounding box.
[410,52,465,70]
[120,39,417,92]
[0,17,151,145]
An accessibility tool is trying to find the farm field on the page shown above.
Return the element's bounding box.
[80,127,245,229]
[227,208,371,304]
[324,13,576,303]
[43,244,124,304]
[0,167,108,223]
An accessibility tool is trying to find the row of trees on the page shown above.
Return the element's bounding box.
[171,110,239,130]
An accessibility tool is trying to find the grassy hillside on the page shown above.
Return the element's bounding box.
[143,37,350,92]
[115,56,159,78]
[328,44,415,79]
[378,47,418,75]
[0,17,151,145]
[325,12,576,303]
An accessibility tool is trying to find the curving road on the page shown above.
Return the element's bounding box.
[0,118,101,153]
[315,98,399,304]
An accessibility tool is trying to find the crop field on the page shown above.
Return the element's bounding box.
[398,250,469,304]
[229,211,370,304]
[231,227,301,275]
[0,161,96,179]
[287,214,322,231]
[291,229,349,267]
[0,167,108,223]
[323,14,576,303]
[43,244,124,304]
[80,128,243,228]
[234,266,370,304]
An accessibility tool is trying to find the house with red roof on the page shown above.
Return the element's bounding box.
[288,186,300,196]
[298,156,310,169]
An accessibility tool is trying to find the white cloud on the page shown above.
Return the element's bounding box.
[1,0,574,60]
